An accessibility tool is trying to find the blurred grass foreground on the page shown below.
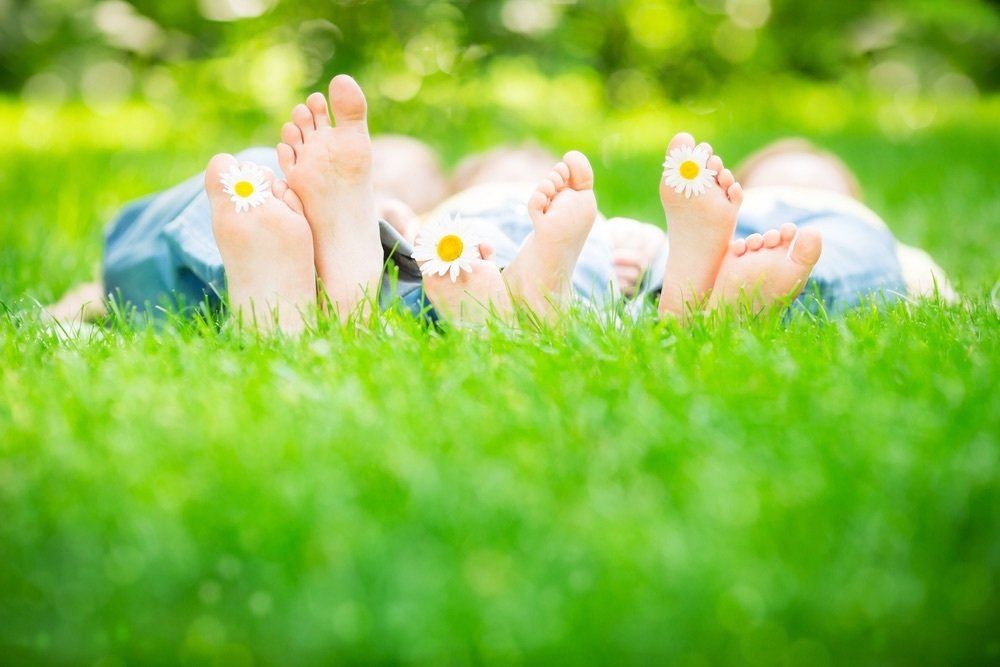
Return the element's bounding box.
[1,1,999,665]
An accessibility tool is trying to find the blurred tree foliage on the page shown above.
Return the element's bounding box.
[1,0,997,108]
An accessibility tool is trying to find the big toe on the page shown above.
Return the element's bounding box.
[790,228,823,267]
[563,150,594,191]
[205,153,239,197]
[328,74,367,125]
[667,132,696,152]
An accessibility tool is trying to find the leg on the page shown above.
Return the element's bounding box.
[708,223,823,314]
[657,132,743,318]
[207,154,316,333]
[277,75,382,321]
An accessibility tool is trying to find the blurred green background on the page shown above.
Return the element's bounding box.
[1,2,999,665]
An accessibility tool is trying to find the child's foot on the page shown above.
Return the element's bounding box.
[658,132,743,318]
[502,151,598,317]
[422,242,512,325]
[207,154,317,333]
[707,223,823,313]
[277,74,382,320]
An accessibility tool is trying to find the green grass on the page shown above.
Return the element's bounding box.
[1,88,999,664]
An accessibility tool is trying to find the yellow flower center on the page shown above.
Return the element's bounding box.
[436,234,464,262]
[679,160,700,180]
[234,181,255,198]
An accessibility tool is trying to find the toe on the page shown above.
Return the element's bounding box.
[695,141,713,157]
[667,132,695,154]
[292,104,315,137]
[707,155,723,174]
[538,179,557,199]
[478,240,496,262]
[277,143,295,173]
[205,153,239,196]
[281,122,302,147]
[789,228,823,267]
[547,169,566,190]
[718,168,734,189]
[763,229,781,248]
[306,92,330,128]
[779,222,798,244]
[328,74,368,126]
[528,190,549,219]
[281,184,305,215]
[563,150,594,190]
[731,238,747,256]
[554,161,570,184]
[727,182,744,205]
[746,233,764,251]
[272,179,288,199]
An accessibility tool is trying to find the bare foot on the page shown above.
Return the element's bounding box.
[502,150,598,317]
[708,223,823,313]
[207,154,317,333]
[658,132,743,317]
[421,241,512,325]
[43,281,108,324]
[277,74,382,320]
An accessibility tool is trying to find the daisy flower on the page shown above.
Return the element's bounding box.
[220,163,272,213]
[412,214,480,282]
[663,145,717,198]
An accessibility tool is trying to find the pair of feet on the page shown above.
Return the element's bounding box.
[657,132,823,318]
[208,75,382,333]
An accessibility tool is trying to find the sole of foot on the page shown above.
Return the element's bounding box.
[421,241,513,326]
[502,150,598,319]
[707,223,823,314]
[207,154,317,334]
[277,74,382,321]
[658,132,743,318]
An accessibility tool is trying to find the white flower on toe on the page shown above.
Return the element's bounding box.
[413,214,480,282]
[663,145,717,199]
[220,163,272,213]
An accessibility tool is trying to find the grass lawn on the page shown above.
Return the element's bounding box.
[1,87,998,664]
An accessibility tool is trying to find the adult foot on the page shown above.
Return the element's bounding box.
[707,223,823,313]
[422,242,512,325]
[207,154,317,333]
[502,150,597,317]
[277,74,382,320]
[658,132,743,318]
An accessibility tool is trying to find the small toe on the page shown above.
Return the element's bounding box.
[746,233,764,251]
[271,179,288,199]
[281,122,302,147]
[779,222,798,244]
[731,238,747,256]
[727,182,743,205]
[763,229,781,248]
[707,155,724,174]
[306,92,330,128]
[718,168,734,189]
[292,104,315,136]
[790,228,823,267]
[547,169,565,189]
[277,143,296,172]
[282,186,305,215]
[695,141,713,157]
[538,179,557,199]
[478,240,496,262]
[554,161,570,183]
